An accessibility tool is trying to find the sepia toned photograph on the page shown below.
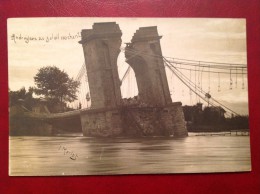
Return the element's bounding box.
[8,18,250,176]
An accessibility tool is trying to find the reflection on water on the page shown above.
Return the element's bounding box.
[9,133,251,176]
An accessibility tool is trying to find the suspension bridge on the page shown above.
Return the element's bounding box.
[10,22,247,137]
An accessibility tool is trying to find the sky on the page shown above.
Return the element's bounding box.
[7,18,248,115]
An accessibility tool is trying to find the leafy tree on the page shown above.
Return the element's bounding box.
[34,66,80,103]
[9,87,26,106]
[9,87,35,109]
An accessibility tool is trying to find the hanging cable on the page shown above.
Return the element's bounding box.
[229,68,233,90]
[163,57,240,116]
[195,65,197,102]
[218,72,221,92]
[201,66,203,92]
[120,66,131,85]
[165,65,246,74]
[208,64,211,93]
[189,69,192,105]
[171,71,175,96]
[198,62,201,103]
[235,67,238,88]
[242,68,245,89]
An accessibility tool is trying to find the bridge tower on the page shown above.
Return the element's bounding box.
[79,22,122,109]
[125,26,188,137]
[125,26,172,106]
[79,22,123,137]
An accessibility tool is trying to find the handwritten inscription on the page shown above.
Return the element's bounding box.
[58,145,78,160]
[10,32,81,44]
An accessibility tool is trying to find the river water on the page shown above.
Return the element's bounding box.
[9,133,251,176]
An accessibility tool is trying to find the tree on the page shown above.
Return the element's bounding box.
[9,87,35,109]
[34,66,80,103]
[9,87,26,107]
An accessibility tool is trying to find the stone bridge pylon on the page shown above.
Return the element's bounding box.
[79,22,123,137]
[125,26,172,106]
[79,22,122,109]
[79,22,188,137]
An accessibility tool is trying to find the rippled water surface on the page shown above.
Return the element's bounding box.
[9,133,251,176]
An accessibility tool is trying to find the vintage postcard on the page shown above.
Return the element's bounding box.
[8,18,250,176]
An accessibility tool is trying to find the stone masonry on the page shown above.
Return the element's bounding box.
[124,26,188,137]
[122,100,188,137]
[79,22,122,109]
[79,22,123,137]
[79,23,188,137]
[125,26,172,106]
